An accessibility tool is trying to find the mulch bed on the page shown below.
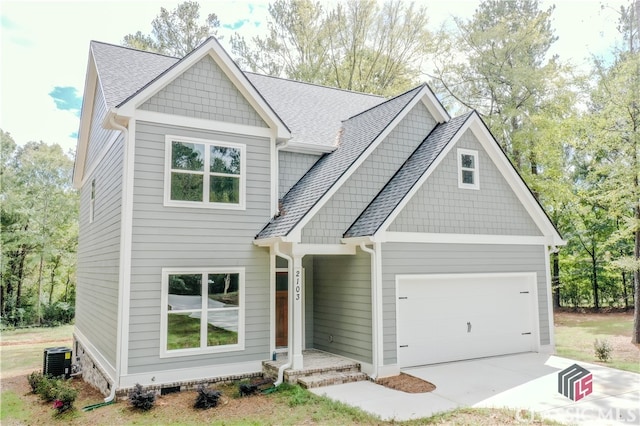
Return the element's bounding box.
[376,373,436,393]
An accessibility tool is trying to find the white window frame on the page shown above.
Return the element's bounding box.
[89,179,96,223]
[164,135,246,210]
[457,148,479,190]
[160,267,245,358]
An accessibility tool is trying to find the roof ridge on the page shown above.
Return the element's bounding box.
[245,71,385,99]
[90,40,179,59]
[344,84,425,122]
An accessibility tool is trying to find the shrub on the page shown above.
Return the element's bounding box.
[128,383,156,411]
[27,371,44,394]
[194,385,222,409]
[594,338,612,362]
[53,381,78,414]
[36,376,60,402]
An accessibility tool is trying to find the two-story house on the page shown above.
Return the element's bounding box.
[73,37,563,398]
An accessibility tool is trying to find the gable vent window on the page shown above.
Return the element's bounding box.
[458,148,479,190]
[89,179,96,223]
[164,136,245,210]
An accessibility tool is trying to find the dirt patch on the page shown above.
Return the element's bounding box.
[376,373,436,393]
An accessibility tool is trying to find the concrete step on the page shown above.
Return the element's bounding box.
[297,371,369,389]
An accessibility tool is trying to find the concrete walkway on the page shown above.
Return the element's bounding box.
[310,353,640,424]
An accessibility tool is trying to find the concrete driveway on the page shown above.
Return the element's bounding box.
[310,353,640,424]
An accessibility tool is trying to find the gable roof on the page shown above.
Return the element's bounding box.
[344,111,564,245]
[256,85,427,240]
[344,112,473,238]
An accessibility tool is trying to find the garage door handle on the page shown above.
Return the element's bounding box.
[399,345,408,348]
[467,321,472,333]
[521,332,532,335]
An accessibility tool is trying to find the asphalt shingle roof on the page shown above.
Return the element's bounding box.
[344,111,473,238]
[256,85,426,239]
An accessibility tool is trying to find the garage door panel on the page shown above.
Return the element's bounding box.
[397,273,537,367]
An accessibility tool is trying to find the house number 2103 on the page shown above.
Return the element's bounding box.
[294,269,302,301]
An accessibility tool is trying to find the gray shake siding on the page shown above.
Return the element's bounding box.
[140,56,267,128]
[85,84,117,173]
[76,134,124,368]
[301,102,437,243]
[380,243,550,365]
[389,128,542,236]
[128,121,272,374]
[312,249,372,363]
[279,151,321,198]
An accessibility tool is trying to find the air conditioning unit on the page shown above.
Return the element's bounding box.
[43,347,72,379]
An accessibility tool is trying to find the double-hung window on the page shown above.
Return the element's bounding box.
[160,268,244,357]
[457,148,479,190]
[165,136,245,209]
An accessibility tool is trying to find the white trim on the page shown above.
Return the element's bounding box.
[117,40,290,140]
[73,50,99,188]
[457,148,479,190]
[382,232,548,245]
[134,110,273,139]
[163,135,246,210]
[419,92,450,123]
[119,360,262,389]
[291,244,357,256]
[269,247,276,355]
[159,267,246,358]
[544,245,556,350]
[281,141,335,155]
[376,364,400,378]
[73,327,116,381]
[374,242,383,376]
[290,86,438,241]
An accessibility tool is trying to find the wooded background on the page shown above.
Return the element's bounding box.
[1,1,638,341]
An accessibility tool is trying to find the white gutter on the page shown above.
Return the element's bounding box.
[360,242,381,379]
[105,113,128,403]
[272,241,293,386]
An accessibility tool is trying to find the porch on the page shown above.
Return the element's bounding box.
[262,349,368,389]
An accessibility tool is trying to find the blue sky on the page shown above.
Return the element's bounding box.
[0,0,626,154]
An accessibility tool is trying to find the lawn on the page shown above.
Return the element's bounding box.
[554,310,640,373]
[0,325,561,425]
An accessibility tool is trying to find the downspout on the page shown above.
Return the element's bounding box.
[360,242,379,379]
[273,241,293,386]
[105,114,128,403]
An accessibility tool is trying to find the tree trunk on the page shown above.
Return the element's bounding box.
[553,251,561,308]
[36,252,44,325]
[633,202,640,343]
[592,252,599,311]
[48,255,60,305]
[622,271,629,311]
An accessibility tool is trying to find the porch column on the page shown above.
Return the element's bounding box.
[291,255,304,369]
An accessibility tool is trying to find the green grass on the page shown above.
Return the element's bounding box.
[0,390,30,423]
[555,312,639,373]
[167,314,237,350]
[0,324,73,374]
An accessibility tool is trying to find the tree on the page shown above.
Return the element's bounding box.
[231,0,432,96]
[122,1,220,57]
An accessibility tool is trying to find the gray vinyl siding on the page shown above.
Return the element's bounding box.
[389,128,542,236]
[380,243,549,365]
[140,56,267,128]
[313,249,372,363]
[301,102,437,243]
[85,84,117,173]
[128,121,272,374]
[75,134,124,367]
[279,151,321,198]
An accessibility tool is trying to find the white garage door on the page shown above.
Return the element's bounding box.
[397,273,538,368]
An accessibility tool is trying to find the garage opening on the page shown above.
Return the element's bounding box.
[396,273,539,368]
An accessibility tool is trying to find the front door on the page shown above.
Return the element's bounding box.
[276,271,288,347]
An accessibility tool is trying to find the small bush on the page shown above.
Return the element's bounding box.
[194,385,222,409]
[27,371,44,394]
[36,376,60,402]
[594,338,612,362]
[128,383,156,411]
[53,381,78,414]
